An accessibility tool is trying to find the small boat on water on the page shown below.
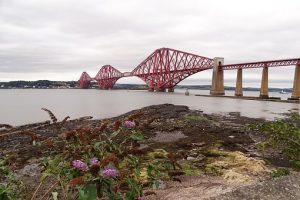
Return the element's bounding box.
[279,90,287,94]
[185,89,189,96]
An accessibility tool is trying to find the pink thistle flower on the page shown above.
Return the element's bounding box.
[124,120,136,129]
[72,160,89,172]
[102,166,119,177]
[90,158,100,166]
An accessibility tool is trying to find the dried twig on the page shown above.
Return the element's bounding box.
[58,116,70,128]
[38,181,58,200]
[30,181,43,200]
[42,108,70,129]
[41,108,58,124]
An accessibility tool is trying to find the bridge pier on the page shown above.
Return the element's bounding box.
[260,66,269,98]
[210,57,225,95]
[79,82,90,89]
[292,64,300,99]
[235,68,243,96]
[148,88,154,92]
[156,88,166,92]
[168,88,174,92]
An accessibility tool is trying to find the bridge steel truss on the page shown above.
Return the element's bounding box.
[79,72,92,89]
[79,48,215,90]
[94,65,123,89]
[221,58,300,70]
[131,48,214,91]
[78,47,300,95]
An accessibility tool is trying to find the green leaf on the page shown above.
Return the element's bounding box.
[78,188,85,200]
[40,169,52,181]
[130,131,144,141]
[110,130,120,139]
[0,185,10,200]
[86,184,97,200]
[93,142,101,150]
[125,191,136,200]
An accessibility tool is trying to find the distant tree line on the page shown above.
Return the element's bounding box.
[0,80,78,88]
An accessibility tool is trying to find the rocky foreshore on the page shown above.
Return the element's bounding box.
[1,104,299,199]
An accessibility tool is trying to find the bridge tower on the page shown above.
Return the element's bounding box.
[210,57,224,95]
[260,66,269,98]
[79,72,92,89]
[235,68,243,96]
[292,64,300,99]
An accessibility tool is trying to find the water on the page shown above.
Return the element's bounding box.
[177,89,292,100]
[0,89,299,126]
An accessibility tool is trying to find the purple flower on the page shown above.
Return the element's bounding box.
[90,158,100,166]
[102,166,119,177]
[124,120,136,129]
[72,160,89,172]
[137,197,145,200]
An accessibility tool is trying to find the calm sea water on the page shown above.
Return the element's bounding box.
[0,89,299,125]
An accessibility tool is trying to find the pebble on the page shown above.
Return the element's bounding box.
[191,142,206,147]
[187,156,198,161]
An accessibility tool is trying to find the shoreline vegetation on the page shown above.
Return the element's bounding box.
[1,104,300,199]
[0,80,293,92]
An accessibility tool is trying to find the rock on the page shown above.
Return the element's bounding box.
[196,154,205,161]
[210,172,300,200]
[0,152,5,159]
[190,147,204,154]
[189,152,199,157]
[149,131,187,143]
[187,156,198,161]
[191,142,206,147]
[19,163,42,177]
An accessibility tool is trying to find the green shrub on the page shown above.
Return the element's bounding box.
[249,113,300,170]
[270,168,290,178]
[34,119,174,199]
[0,159,24,200]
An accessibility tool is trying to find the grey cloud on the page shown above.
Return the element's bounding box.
[0,0,299,83]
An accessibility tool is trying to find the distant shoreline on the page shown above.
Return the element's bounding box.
[0,80,293,91]
[0,87,294,93]
[0,81,293,92]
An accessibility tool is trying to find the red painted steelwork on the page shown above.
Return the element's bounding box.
[79,72,92,89]
[131,48,214,90]
[79,47,300,90]
[222,58,300,70]
[94,65,123,89]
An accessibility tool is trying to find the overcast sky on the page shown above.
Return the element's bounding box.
[0,0,299,87]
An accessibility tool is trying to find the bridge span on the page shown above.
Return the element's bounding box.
[79,47,300,99]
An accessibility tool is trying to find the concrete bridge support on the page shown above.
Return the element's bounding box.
[292,64,300,99]
[260,67,269,98]
[235,68,243,96]
[156,88,166,92]
[210,57,225,95]
[168,88,174,92]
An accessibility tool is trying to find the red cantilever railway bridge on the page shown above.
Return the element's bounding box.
[79,47,300,98]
